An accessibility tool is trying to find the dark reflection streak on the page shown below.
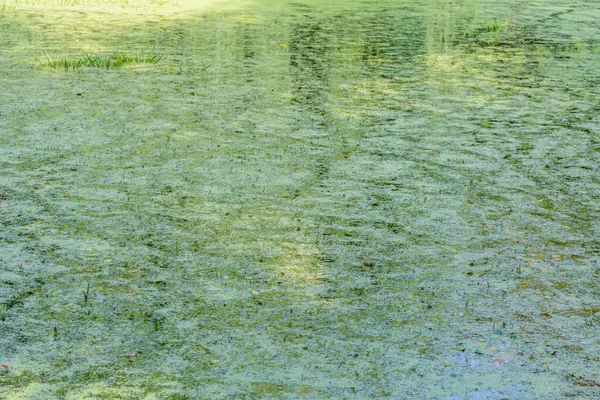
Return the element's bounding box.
[350,9,427,126]
[241,27,255,62]
[238,24,257,85]
[288,15,331,115]
[360,13,426,80]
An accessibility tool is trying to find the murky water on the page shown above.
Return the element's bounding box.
[1,0,599,398]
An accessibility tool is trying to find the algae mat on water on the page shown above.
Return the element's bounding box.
[1,0,599,398]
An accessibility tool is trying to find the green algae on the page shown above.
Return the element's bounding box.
[0,0,599,398]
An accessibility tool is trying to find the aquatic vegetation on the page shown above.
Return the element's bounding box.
[1,0,599,398]
[35,50,164,69]
[480,19,509,32]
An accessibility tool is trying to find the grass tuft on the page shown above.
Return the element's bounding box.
[480,19,507,32]
[35,49,164,70]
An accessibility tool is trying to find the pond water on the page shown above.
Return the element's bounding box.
[0,0,599,398]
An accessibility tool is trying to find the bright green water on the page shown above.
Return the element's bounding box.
[1,0,599,398]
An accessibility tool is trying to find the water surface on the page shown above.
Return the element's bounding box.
[0,0,599,398]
